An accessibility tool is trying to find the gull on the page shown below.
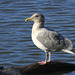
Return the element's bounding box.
[25,13,74,65]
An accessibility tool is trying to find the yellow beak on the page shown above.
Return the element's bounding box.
[25,18,32,21]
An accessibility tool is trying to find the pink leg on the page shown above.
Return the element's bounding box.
[38,52,48,65]
[48,52,51,62]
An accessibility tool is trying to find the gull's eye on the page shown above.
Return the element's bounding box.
[35,15,38,17]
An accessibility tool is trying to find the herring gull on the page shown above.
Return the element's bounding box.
[25,13,74,65]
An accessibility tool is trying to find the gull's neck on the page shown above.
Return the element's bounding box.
[32,22,44,34]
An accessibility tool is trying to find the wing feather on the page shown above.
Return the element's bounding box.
[37,28,65,51]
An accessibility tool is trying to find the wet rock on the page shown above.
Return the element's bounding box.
[0,61,75,75]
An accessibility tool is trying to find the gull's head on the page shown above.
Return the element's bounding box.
[25,13,44,23]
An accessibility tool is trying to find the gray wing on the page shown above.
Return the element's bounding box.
[63,38,73,50]
[37,28,65,51]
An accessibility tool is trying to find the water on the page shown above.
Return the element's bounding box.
[0,0,75,75]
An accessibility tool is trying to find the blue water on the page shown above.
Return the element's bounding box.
[0,0,75,75]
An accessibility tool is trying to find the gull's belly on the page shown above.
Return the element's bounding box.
[32,34,47,52]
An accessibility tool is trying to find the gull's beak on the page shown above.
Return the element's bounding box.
[25,18,32,21]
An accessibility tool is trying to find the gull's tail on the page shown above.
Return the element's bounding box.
[62,38,74,55]
[62,49,75,55]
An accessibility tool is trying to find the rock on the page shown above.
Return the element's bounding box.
[0,61,75,75]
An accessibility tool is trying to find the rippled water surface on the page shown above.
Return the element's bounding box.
[0,0,75,75]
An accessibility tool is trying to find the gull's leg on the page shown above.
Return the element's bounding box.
[38,52,48,65]
[48,52,51,62]
[45,51,48,63]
